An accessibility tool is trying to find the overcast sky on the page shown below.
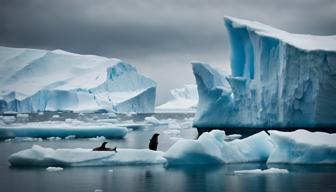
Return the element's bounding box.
[1,0,335,104]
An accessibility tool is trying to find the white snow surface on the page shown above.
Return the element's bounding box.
[156,85,198,112]
[226,16,336,51]
[0,46,156,113]
[9,145,166,167]
[193,17,336,128]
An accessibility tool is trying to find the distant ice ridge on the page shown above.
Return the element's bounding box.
[8,129,336,167]
[0,46,156,113]
[156,84,198,113]
[193,17,336,128]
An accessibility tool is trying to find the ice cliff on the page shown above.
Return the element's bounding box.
[156,84,198,112]
[0,46,156,113]
[193,17,336,128]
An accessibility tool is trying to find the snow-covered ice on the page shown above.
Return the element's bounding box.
[156,84,198,113]
[0,46,156,113]
[7,129,336,166]
[193,16,336,128]
[164,130,273,165]
[234,168,288,174]
[267,129,336,164]
[46,166,64,172]
[8,145,166,167]
[0,121,128,139]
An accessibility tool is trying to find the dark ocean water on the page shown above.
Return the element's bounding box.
[0,113,336,192]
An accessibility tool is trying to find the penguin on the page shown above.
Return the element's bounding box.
[93,142,117,152]
[149,133,159,151]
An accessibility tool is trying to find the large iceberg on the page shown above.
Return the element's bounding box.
[156,84,198,112]
[193,17,336,128]
[0,46,156,113]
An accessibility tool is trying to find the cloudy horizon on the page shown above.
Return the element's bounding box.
[1,0,335,104]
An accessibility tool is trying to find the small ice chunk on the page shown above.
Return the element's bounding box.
[2,116,16,124]
[51,114,60,119]
[89,136,106,141]
[65,135,76,140]
[234,168,289,174]
[47,137,62,141]
[144,116,161,124]
[163,129,181,136]
[46,167,64,172]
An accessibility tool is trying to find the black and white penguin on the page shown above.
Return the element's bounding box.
[149,133,159,151]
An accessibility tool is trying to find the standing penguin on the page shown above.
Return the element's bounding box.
[149,133,159,151]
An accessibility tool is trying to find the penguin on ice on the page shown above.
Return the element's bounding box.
[149,133,159,151]
[93,142,117,152]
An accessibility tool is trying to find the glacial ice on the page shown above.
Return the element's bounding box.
[0,46,156,113]
[8,130,336,167]
[0,121,129,139]
[156,84,198,113]
[267,129,336,164]
[8,145,166,167]
[164,130,273,164]
[193,17,336,128]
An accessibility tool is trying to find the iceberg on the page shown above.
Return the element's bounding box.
[164,130,273,165]
[156,84,198,113]
[193,17,336,129]
[0,46,156,113]
[267,129,336,164]
[8,145,166,167]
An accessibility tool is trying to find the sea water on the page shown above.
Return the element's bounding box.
[0,113,335,192]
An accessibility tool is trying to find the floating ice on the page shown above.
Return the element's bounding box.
[8,145,166,167]
[164,130,273,165]
[88,136,106,141]
[156,84,198,113]
[267,129,336,164]
[8,129,336,166]
[234,168,288,174]
[46,166,64,172]
[193,16,336,128]
[0,46,156,113]
[0,121,128,139]
[144,116,167,126]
